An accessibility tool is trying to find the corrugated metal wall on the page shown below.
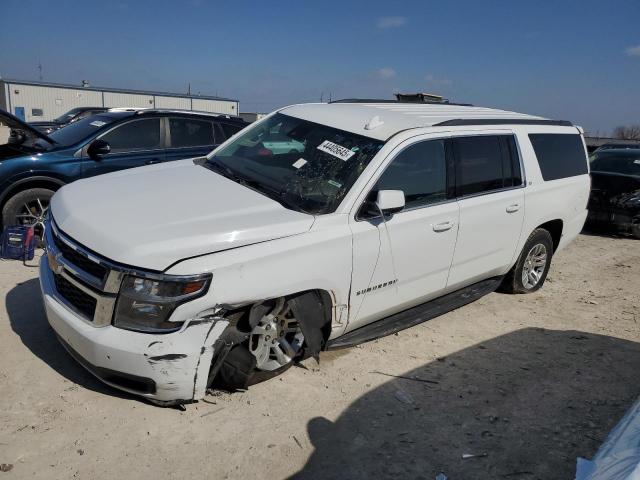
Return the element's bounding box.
[6,83,103,122]
[155,96,191,110]
[103,92,154,109]
[0,81,239,121]
[192,98,238,115]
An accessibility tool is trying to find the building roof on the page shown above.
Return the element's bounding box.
[280,102,567,141]
[0,78,238,103]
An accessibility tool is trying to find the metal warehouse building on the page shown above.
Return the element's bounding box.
[0,78,239,122]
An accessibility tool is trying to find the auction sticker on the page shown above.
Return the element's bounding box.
[90,120,107,127]
[317,140,355,161]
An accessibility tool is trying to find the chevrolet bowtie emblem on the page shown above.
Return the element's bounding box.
[47,250,64,275]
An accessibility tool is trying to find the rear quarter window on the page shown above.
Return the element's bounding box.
[528,134,588,181]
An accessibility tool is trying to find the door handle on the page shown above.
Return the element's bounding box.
[145,158,161,165]
[506,204,520,213]
[433,221,455,232]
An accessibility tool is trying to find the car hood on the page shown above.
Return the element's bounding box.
[0,109,55,144]
[50,159,316,271]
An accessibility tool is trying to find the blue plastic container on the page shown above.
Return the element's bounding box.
[1,226,36,261]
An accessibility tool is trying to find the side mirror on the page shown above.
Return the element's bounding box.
[87,139,111,160]
[376,190,405,215]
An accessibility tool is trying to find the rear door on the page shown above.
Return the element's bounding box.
[446,133,525,289]
[81,117,165,177]
[165,117,218,162]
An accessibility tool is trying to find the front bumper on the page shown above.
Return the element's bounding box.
[39,257,227,404]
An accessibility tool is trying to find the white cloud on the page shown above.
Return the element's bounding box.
[377,68,396,79]
[625,45,640,56]
[377,16,407,29]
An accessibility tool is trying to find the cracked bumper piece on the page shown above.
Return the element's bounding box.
[39,257,228,404]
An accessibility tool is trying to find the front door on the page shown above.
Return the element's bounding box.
[82,117,165,178]
[446,133,526,289]
[348,136,460,331]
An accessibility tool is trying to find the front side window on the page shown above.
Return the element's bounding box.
[169,118,215,148]
[375,140,447,209]
[100,118,161,152]
[206,113,384,214]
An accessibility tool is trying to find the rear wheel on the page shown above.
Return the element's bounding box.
[2,188,54,240]
[500,228,554,294]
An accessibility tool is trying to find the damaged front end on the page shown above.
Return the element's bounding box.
[207,291,332,393]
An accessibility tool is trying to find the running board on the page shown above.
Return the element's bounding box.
[327,277,503,349]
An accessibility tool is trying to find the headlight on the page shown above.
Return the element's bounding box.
[113,273,212,333]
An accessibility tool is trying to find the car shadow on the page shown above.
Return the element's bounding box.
[291,328,640,480]
[6,277,135,401]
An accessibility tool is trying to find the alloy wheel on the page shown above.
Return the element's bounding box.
[521,243,547,289]
[14,197,49,238]
[249,298,304,371]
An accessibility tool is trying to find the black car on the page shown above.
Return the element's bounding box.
[0,108,248,236]
[29,107,109,134]
[594,142,640,152]
[587,148,640,238]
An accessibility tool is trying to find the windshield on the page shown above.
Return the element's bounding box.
[38,113,121,148]
[590,152,640,176]
[53,108,85,124]
[205,113,384,214]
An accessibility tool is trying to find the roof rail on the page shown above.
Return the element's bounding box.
[330,98,474,106]
[433,118,574,127]
[131,109,245,121]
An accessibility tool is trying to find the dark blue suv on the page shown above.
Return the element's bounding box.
[0,109,247,236]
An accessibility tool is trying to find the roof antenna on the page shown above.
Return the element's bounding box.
[38,61,43,81]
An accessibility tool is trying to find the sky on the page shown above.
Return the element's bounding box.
[0,0,639,134]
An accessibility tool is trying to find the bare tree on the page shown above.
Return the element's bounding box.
[613,125,640,140]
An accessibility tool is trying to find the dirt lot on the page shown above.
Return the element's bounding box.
[0,233,639,479]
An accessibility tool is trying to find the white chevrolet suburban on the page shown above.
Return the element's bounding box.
[39,101,590,406]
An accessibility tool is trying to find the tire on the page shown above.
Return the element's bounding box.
[500,228,554,294]
[213,296,307,390]
[2,188,54,240]
[248,362,294,386]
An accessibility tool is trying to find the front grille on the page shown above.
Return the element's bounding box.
[54,234,108,281]
[54,274,97,320]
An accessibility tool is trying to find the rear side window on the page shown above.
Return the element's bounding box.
[375,139,447,209]
[453,135,521,197]
[219,122,244,139]
[529,134,587,181]
[169,118,215,148]
[100,118,161,152]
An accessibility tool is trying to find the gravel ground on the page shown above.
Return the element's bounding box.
[0,233,639,479]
